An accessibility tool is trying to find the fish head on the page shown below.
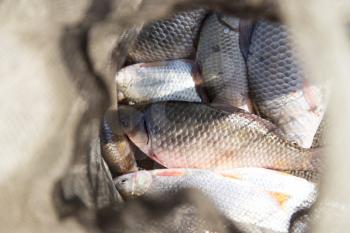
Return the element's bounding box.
[118,105,151,155]
[115,66,135,102]
[118,105,144,133]
[114,170,153,198]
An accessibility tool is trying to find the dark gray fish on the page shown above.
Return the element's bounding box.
[197,13,252,112]
[247,21,328,148]
[128,10,207,63]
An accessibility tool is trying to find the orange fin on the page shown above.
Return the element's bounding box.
[218,171,241,180]
[269,191,290,207]
[154,169,185,177]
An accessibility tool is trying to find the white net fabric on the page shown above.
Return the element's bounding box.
[1,0,349,233]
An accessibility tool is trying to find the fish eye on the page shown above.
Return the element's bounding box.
[120,178,128,184]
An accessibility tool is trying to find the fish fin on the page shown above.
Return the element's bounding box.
[269,191,290,208]
[250,98,263,116]
[284,147,323,175]
[153,169,185,177]
[209,101,248,114]
[149,153,167,168]
[239,19,255,62]
[210,95,254,113]
[308,147,324,172]
[216,13,239,32]
[245,97,255,113]
[302,79,320,114]
[139,61,169,68]
[191,63,209,103]
[219,172,241,180]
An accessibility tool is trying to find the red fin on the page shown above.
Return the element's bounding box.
[154,169,185,177]
[149,153,168,168]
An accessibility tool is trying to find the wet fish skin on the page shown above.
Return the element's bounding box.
[117,101,320,172]
[196,13,251,111]
[128,10,207,63]
[247,21,328,148]
[100,120,138,175]
[115,168,316,233]
[115,59,204,104]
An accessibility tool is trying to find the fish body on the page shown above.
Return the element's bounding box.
[196,13,251,111]
[116,59,203,104]
[128,10,206,63]
[247,21,328,148]
[115,168,316,233]
[100,120,138,175]
[117,101,319,172]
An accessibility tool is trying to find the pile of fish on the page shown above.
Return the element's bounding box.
[101,10,328,233]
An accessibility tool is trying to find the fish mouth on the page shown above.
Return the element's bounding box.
[117,91,126,103]
[118,79,133,93]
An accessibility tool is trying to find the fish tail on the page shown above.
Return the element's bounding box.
[306,147,324,172]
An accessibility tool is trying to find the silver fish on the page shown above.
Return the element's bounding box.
[115,168,316,233]
[115,59,204,104]
[196,13,252,112]
[247,21,328,148]
[117,101,320,172]
[128,10,207,63]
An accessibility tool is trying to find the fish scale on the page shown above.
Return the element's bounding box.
[128,10,206,63]
[196,13,250,111]
[119,102,319,172]
[115,59,202,104]
[247,21,327,148]
[115,168,317,233]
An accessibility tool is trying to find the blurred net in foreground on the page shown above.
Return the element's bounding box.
[1,0,350,233]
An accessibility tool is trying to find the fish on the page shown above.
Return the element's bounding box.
[196,13,252,112]
[128,10,207,63]
[115,168,317,233]
[247,21,328,148]
[100,119,138,175]
[311,115,328,148]
[98,188,239,233]
[115,59,205,104]
[116,101,321,172]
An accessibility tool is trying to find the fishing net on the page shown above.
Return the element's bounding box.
[1,0,350,233]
